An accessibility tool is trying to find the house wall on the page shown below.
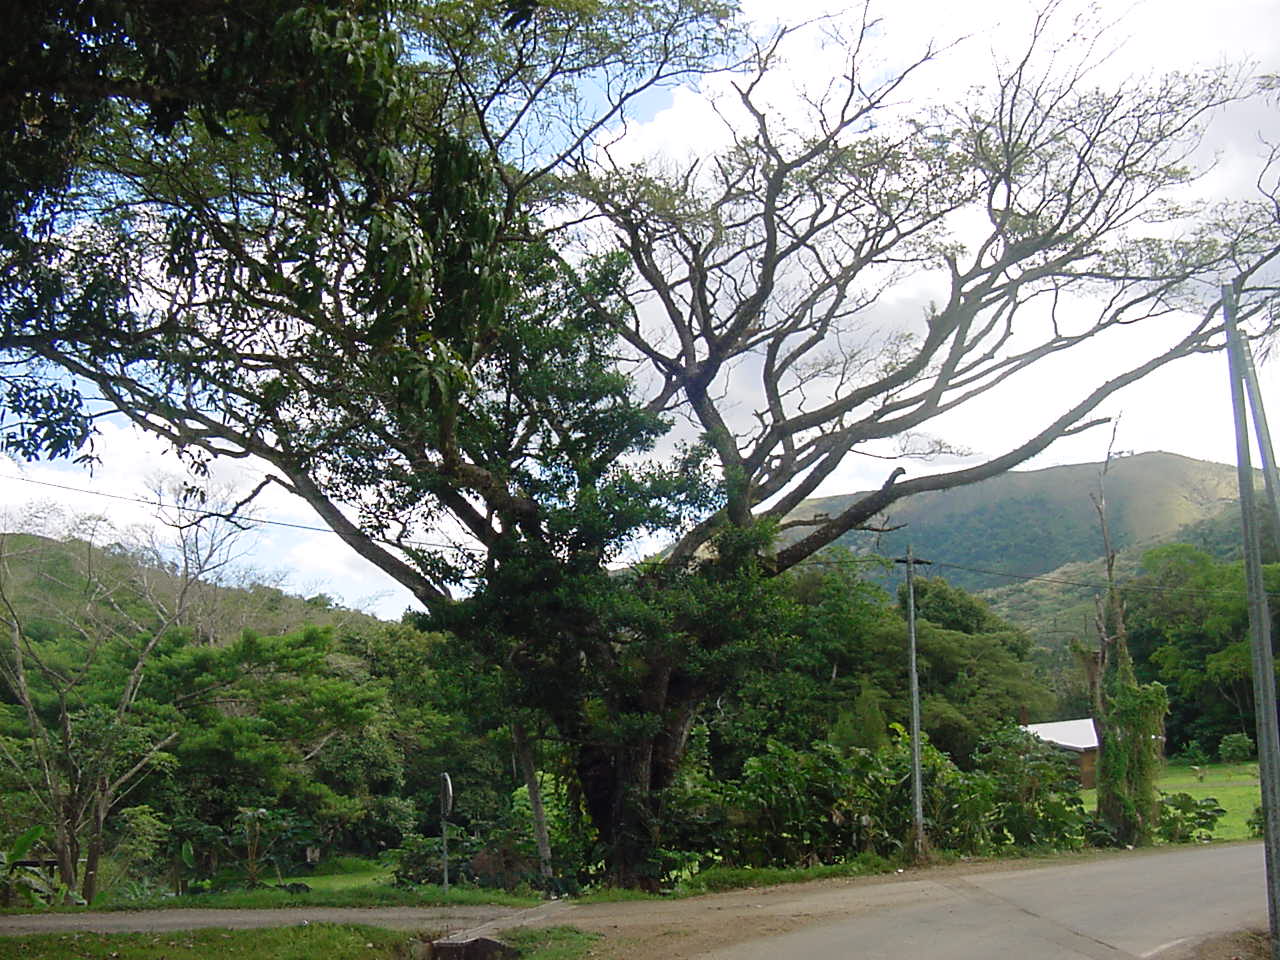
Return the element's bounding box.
[1078,748,1097,789]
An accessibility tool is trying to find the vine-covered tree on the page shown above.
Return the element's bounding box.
[1075,456,1167,845]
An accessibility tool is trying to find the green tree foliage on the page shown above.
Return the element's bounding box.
[0,509,385,899]
[0,0,407,222]
[831,685,889,753]
[706,562,1051,776]
[1124,544,1277,755]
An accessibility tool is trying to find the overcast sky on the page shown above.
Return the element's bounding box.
[2,0,1277,620]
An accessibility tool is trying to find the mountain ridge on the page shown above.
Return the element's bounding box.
[788,450,1248,597]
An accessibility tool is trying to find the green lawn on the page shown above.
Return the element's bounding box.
[0,857,537,915]
[1082,761,1261,841]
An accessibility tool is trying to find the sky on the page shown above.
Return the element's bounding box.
[2,0,1278,620]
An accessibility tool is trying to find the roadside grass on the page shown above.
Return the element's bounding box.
[0,868,537,915]
[1160,761,1259,841]
[0,923,426,959]
[503,926,600,960]
[1082,761,1260,841]
[671,853,894,896]
[573,887,665,904]
[112,882,536,911]
[0,925,599,960]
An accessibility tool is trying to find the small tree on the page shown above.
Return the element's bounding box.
[832,684,889,753]
[1219,732,1255,763]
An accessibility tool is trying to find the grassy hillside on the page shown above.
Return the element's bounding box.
[0,530,385,644]
[982,499,1273,639]
[788,451,1244,593]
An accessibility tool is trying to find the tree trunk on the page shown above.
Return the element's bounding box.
[81,784,110,904]
[52,818,78,898]
[512,721,554,881]
[572,675,703,890]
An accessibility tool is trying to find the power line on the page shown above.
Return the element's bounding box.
[4,469,1275,602]
[0,470,483,558]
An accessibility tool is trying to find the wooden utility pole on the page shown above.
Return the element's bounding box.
[1223,282,1280,960]
[896,546,931,862]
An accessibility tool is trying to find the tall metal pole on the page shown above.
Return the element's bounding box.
[901,545,927,862]
[1223,282,1280,959]
[441,772,453,895]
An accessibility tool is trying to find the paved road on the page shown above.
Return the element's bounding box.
[695,843,1267,960]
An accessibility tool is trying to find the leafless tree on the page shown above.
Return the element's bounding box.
[565,8,1280,573]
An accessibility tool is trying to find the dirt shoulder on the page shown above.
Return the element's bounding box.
[1180,930,1270,960]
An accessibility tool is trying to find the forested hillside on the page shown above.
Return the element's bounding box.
[982,499,1276,640]
[790,452,1244,592]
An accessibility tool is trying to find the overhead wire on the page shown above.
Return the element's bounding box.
[3,468,1275,602]
[0,469,483,558]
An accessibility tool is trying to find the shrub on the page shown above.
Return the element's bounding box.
[1249,804,1265,838]
[1156,792,1224,843]
[391,828,480,887]
[1176,740,1211,765]
[1219,733,1255,764]
[970,725,1085,850]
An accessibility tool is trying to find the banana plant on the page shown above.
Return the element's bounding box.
[0,827,82,907]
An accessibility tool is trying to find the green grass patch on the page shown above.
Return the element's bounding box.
[305,855,388,877]
[117,883,536,911]
[1082,761,1261,841]
[0,923,422,959]
[502,926,600,960]
[573,886,664,904]
[674,853,893,895]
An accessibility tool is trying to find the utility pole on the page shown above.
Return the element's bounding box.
[1222,282,1280,960]
[441,772,453,895]
[896,545,931,863]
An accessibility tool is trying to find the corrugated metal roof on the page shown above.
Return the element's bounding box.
[1022,718,1098,752]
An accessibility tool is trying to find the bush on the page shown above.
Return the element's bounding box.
[1176,740,1211,765]
[663,723,1084,876]
[391,830,479,887]
[662,733,969,870]
[1249,804,1265,838]
[1156,792,1224,843]
[1219,733,1255,764]
[970,725,1085,850]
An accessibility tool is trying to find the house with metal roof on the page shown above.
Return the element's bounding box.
[1022,718,1099,788]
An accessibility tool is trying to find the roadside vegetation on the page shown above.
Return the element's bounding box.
[0,925,599,960]
[1,533,1266,915]
[0,925,429,960]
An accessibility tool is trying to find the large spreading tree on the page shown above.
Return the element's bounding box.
[3,1,1279,883]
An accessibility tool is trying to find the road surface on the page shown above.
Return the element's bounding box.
[688,843,1267,960]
